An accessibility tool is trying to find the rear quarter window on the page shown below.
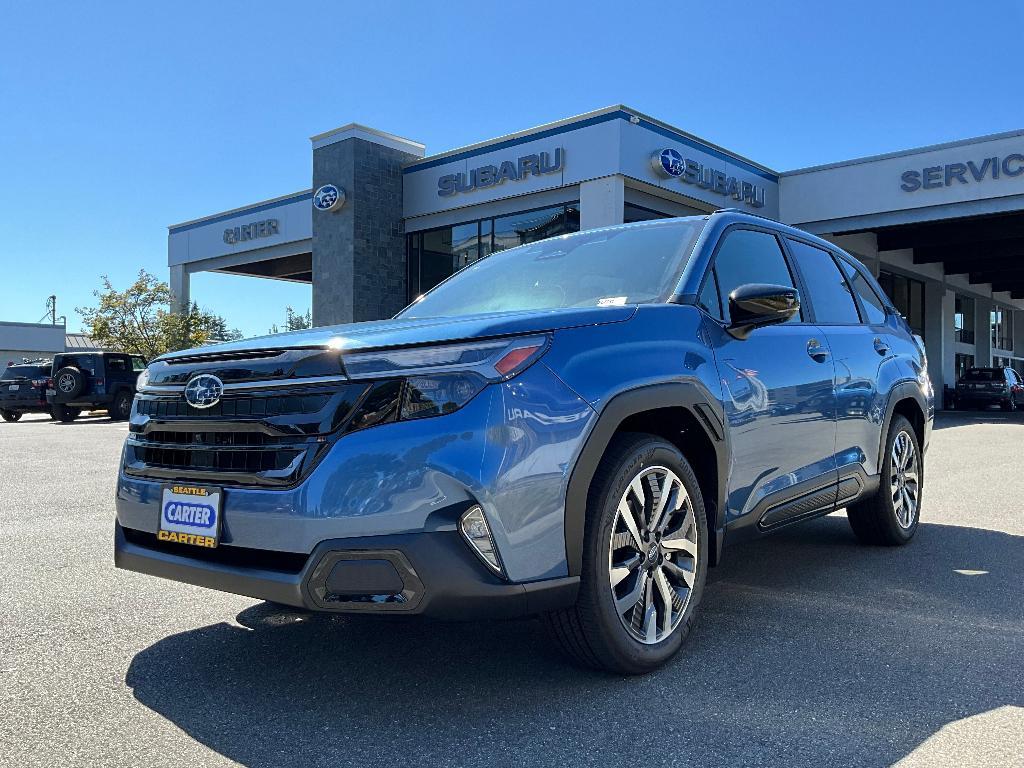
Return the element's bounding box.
[786,239,860,324]
[837,258,888,325]
[54,355,98,374]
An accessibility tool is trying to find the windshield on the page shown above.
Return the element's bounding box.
[0,365,48,380]
[399,218,706,320]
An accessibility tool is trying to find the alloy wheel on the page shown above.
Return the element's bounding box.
[607,465,698,645]
[890,430,919,529]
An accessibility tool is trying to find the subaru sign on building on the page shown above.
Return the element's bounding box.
[166,105,1024,395]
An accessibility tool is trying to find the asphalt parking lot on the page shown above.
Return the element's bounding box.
[1,411,1021,767]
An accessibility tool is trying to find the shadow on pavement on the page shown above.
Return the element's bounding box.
[125,517,1024,767]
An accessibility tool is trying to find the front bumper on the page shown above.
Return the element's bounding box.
[0,398,48,413]
[46,391,115,407]
[114,522,578,619]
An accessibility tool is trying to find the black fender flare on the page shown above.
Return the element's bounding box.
[876,379,929,474]
[563,380,728,577]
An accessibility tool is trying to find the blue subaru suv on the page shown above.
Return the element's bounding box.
[115,210,932,673]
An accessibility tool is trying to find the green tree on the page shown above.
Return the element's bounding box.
[270,306,312,334]
[286,306,312,331]
[77,270,234,359]
[206,315,244,343]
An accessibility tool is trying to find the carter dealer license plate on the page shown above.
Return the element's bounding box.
[159,485,222,548]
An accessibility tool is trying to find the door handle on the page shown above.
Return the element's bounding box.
[807,339,830,362]
[873,337,890,356]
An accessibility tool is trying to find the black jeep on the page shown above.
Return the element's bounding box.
[0,360,53,421]
[46,352,147,422]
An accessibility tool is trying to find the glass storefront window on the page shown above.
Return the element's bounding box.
[452,222,482,271]
[479,219,495,259]
[406,203,580,301]
[954,294,975,344]
[420,228,456,295]
[955,353,975,381]
[991,306,1014,351]
[492,205,574,252]
[624,203,671,223]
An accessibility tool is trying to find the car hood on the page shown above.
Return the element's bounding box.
[159,306,636,361]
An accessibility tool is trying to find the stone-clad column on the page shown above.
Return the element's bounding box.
[310,125,424,327]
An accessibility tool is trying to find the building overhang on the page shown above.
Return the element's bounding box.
[862,210,1024,300]
[401,105,780,222]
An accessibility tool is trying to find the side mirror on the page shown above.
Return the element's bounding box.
[727,283,800,340]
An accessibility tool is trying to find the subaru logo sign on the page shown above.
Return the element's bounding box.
[183,374,224,409]
[650,148,767,208]
[313,184,345,212]
[652,148,685,178]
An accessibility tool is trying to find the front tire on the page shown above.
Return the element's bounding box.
[110,390,133,421]
[546,433,708,674]
[847,414,922,545]
[1,410,21,422]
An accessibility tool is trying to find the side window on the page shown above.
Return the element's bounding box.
[697,271,722,319]
[785,239,860,324]
[107,357,127,372]
[712,229,799,323]
[837,258,887,325]
[131,356,147,371]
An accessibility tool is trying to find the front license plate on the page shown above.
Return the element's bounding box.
[159,484,222,548]
[8,385,19,391]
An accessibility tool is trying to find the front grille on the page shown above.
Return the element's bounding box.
[137,393,330,419]
[142,430,289,447]
[126,375,369,488]
[132,444,301,474]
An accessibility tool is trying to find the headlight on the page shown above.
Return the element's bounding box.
[342,336,548,430]
[136,367,151,390]
[342,335,549,382]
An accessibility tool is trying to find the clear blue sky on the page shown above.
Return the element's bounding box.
[1,1,1021,337]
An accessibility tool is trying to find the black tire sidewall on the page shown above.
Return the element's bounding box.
[54,405,79,422]
[879,415,923,542]
[1,410,20,422]
[581,436,708,673]
[111,391,132,420]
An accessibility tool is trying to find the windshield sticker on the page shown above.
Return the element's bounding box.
[597,296,627,307]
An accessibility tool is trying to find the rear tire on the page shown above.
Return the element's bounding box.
[847,415,922,546]
[546,433,708,674]
[51,404,80,423]
[1,410,21,422]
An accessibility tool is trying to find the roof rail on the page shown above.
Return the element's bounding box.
[710,207,780,223]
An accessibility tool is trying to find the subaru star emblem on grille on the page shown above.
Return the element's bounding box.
[313,183,345,212]
[183,374,224,409]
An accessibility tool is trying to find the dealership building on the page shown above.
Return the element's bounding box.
[168,105,1024,393]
